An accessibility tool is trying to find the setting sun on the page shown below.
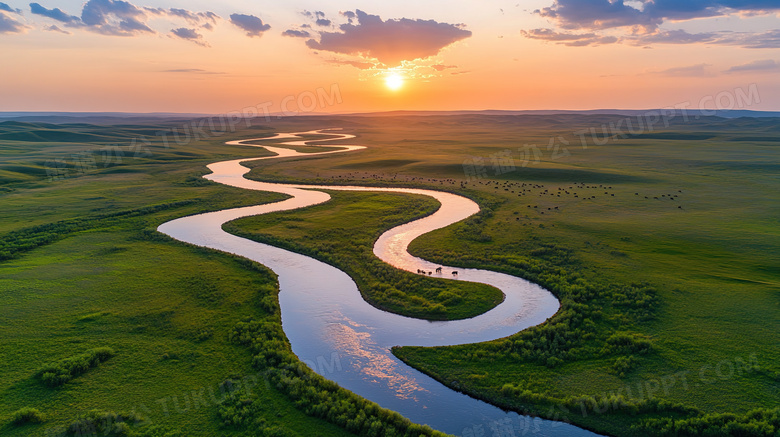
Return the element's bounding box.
[385,74,404,91]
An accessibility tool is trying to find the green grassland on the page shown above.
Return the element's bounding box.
[0,121,330,436]
[235,115,779,435]
[1,115,778,436]
[0,120,447,436]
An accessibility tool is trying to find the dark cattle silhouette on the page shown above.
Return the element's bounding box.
[435,267,442,274]
[452,271,458,276]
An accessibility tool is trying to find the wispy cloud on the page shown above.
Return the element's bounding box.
[326,59,376,69]
[0,10,26,33]
[628,29,717,45]
[282,28,311,38]
[723,29,780,49]
[30,3,80,23]
[647,63,715,77]
[631,29,780,49]
[170,27,208,47]
[724,59,779,73]
[0,2,21,14]
[162,68,225,74]
[431,64,457,71]
[521,28,618,46]
[167,8,218,26]
[44,24,71,34]
[525,26,780,49]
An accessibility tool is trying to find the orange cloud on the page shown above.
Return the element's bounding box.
[305,10,471,66]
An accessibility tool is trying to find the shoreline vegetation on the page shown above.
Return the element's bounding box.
[1,116,778,436]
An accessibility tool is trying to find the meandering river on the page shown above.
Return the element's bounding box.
[157,130,601,436]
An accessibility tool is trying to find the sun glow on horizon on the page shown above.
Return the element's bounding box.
[385,74,405,91]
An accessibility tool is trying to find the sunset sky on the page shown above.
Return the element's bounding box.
[1,0,779,113]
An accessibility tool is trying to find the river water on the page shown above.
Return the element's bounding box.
[157,130,602,436]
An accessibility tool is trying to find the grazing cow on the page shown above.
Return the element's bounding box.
[452,271,458,276]
[435,267,442,274]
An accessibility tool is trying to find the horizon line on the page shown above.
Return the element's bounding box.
[2,108,780,118]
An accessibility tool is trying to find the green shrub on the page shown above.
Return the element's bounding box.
[10,407,45,425]
[38,347,115,387]
[65,410,142,436]
[611,355,639,377]
[634,407,780,436]
[604,333,653,355]
[195,328,213,341]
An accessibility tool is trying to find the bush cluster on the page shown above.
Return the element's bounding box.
[41,410,153,437]
[9,407,45,425]
[38,347,115,387]
[633,407,780,436]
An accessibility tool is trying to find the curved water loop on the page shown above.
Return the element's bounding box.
[157,130,601,436]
